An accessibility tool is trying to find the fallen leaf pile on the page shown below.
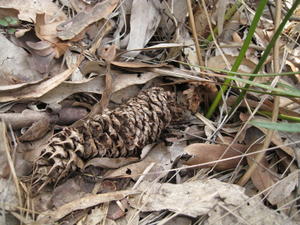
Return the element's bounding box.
[0,0,300,224]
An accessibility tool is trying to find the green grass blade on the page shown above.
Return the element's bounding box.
[206,0,268,118]
[223,75,300,98]
[250,120,300,132]
[258,111,300,123]
[229,0,300,114]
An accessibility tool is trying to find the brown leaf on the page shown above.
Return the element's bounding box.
[182,143,248,170]
[25,41,54,56]
[107,199,129,220]
[35,14,69,58]
[246,144,279,194]
[89,45,116,116]
[18,117,51,142]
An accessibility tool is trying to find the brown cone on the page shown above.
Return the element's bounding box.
[33,87,177,189]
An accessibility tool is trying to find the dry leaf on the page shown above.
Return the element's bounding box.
[36,189,139,223]
[38,71,161,104]
[104,142,181,181]
[207,55,256,73]
[49,177,93,209]
[18,117,51,142]
[129,179,296,225]
[35,13,69,58]
[111,61,166,68]
[124,0,162,57]
[0,34,41,85]
[57,0,119,40]
[267,170,298,205]
[182,143,248,170]
[240,113,295,156]
[0,67,75,102]
[0,0,66,22]
[246,144,279,194]
[84,157,140,169]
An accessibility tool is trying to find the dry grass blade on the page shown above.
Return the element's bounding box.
[0,122,23,217]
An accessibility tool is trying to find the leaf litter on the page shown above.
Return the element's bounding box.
[0,0,300,224]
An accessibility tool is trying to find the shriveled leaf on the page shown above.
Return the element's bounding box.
[241,113,295,156]
[0,110,49,129]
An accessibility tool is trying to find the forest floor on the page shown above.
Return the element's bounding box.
[0,0,300,224]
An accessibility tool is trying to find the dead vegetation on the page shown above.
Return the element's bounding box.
[0,0,300,224]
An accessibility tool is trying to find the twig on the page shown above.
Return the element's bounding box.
[186,0,204,66]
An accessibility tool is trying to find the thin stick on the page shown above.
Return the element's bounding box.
[186,0,204,66]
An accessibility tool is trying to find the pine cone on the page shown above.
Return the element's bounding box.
[32,87,177,189]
